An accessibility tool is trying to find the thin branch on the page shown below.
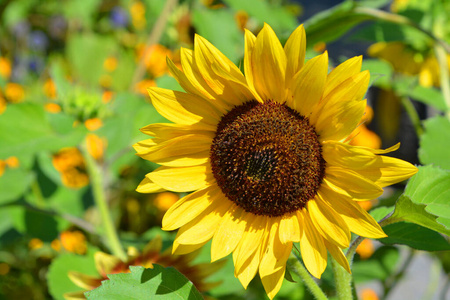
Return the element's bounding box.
[129,0,179,90]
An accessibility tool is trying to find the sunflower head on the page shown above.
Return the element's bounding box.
[135,23,418,299]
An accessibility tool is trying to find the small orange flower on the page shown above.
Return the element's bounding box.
[356,239,375,260]
[51,239,62,252]
[153,192,179,212]
[60,230,87,255]
[0,57,11,79]
[0,95,6,114]
[5,156,19,168]
[84,118,103,131]
[43,79,57,99]
[360,288,379,300]
[349,105,381,149]
[44,103,62,113]
[313,42,327,53]
[29,238,44,250]
[134,79,156,95]
[235,10,249,32]
[52,148,89,189]
[5,83,25,103]
[140,44,172,78]
[102,90,114,103]
[0,160,5,177]
[130,1,146,30]
[86,134,106,161]
[103,56,118,72]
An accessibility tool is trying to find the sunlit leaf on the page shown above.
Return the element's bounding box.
[419,116,450,169]
[85,265,203,300]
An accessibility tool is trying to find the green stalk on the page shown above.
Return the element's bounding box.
[331,256,353,300]
[435,44,450,119]
[401,96,423,137]
[287,252,328,300]
[81,140,127,261]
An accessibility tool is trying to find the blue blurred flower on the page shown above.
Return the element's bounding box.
[29,30,49,51]
[110,6,129,28]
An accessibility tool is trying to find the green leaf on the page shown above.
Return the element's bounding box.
[303,1,373,45]
[352,246,400,283]
[223,0,297,34]
[192,7,244,63]
[404,165,450,231]
[85,265,203,300]
[47,246,99,300]
[390,196,450,236]
[0,169,34,204]
[361,58,393,88]
[419,116,450,169]
[380,222,450,251]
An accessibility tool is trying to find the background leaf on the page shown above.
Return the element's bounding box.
[419,116,450,169]
[85,265,203,300]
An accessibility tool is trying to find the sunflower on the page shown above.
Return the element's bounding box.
[135,23,418,298]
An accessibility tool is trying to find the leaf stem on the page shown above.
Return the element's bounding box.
[401,96,423,137]
[287,251,328,300]
[434,44,450,119]
[331,256,353,300]
[353,6,450,54]
[129,0,178,90]
[81,140,127,261]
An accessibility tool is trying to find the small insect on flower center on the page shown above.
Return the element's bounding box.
[210,100,326,217]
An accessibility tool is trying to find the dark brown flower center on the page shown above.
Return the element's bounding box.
[210,100,325,217]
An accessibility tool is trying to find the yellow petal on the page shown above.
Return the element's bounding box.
[67,271,102,290]
[234,214,267,273]
[162,185,223,231]
[324,166,384,200]
[260,267,286,300]
[259,220,292,277]
[94,251,123,275]
[300,210,327,278]
[279,213,301,243]
[323,56,362,98]
[323,141,418,187]
[136,176,165,193]
[244,29,263,103]
[324,239,351,273]
[252,23,286,101]
[138,134,211,167]
[64,291,88,300]
[147,87,221,126]
[308,196,350,248]
[284,24,306,87]
[234,244,261,289]
[174,196,232,245]
[313,71,370,141]
[172,241,208,255]
[140,123,216,139]
[290,51,328,116]
[319,184,387,238]
[148,163,215,192]
[194,34,254,106]
[211,205,246,262]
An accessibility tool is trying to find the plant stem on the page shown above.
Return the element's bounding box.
[287,251,328,300]
[331,256,353,300]
[435,44,450,119]
[401,96,423,137]
[81,141,127,261]
[129,0,178,90]
[353,6,450,54]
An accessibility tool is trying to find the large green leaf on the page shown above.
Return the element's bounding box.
[419,116,450,170]
[403,165,450,231]
[85,265,203,300]
[0,169,34,204]
[192,7,244,63]
[380,222,450,251]
[47,246,99,300]
[303,1,373,46]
